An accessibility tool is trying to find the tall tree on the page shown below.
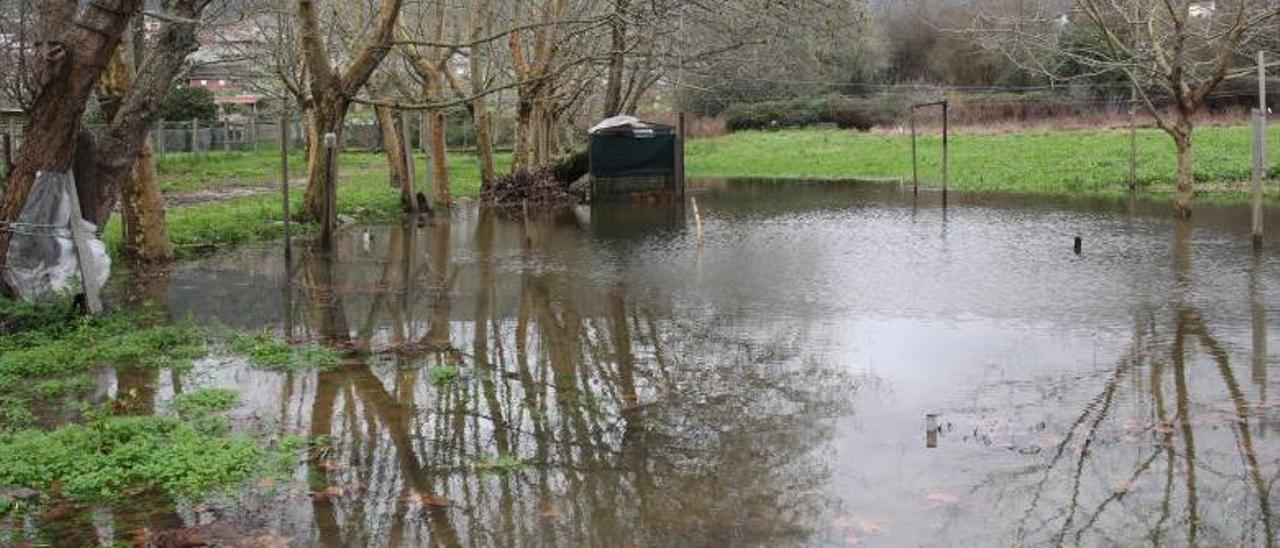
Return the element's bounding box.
[977,0,1280,215]
[0,0,143,296]
[296,0,405,221]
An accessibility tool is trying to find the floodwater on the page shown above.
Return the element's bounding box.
[32,180,1280,545]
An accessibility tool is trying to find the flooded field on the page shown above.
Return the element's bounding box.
[35,179,1280,545]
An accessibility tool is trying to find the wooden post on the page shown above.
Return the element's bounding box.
[400,111,418,214]
[191,119,198,154]
[941,100,949,208]
[64,172,102,314]
[281,107,292,261]
[222,120,231,152]
[910,111,918,196]
[1252,108,1265,250]
[321,133,337,251]
[675,112,686,197]
[1128,97,1138,192]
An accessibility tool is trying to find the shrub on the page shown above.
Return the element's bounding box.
[723,95,900,132]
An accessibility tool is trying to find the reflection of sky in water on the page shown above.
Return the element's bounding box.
[70,179,1280,545]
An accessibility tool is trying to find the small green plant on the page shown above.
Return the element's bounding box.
[471,453,531,474]
[172,388,239,418]
[228,331,341,371]
[428,365,461,385]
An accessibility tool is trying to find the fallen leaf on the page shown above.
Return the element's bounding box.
[923,490,963,508]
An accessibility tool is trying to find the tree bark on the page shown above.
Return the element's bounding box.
[1171,111,1195,218]
[0,0,143,295]
[296,0,404,221]
[374,104,410,193]
[428,108,449,205]
[602,0,628,118]
[121,138,173,262]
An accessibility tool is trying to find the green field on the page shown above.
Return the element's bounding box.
[132,124,1279,258]
[112,150,511,258]
[686,124,1280,197]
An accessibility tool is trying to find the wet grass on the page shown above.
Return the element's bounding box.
[686,124,1280,199]
[0,303,338,509]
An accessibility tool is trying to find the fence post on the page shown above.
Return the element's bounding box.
[190,119,199,154]
[281,107,292,261]
[2,131,11,179]
[1252,108,1266,250]
[321,132,337,251]
[156,118,165,157]
[1260,51,1267,113]
[1128,101,1137,192]
[223,120,231,152]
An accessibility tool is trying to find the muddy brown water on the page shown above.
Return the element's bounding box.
[28,179,1280,545]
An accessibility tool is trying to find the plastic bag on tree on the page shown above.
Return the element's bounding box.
[2,171,111,302]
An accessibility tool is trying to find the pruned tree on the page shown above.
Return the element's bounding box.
[295,0,404,221]
[975,0,1280,215]
[0,0,143,296]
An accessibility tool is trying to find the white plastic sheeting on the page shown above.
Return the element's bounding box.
[2,171,110,302]
[588,116,649,134]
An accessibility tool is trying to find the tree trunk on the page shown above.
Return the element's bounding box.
[428,108,449,205]
[602,0,627,118]
[374,104,410,192]
[301,98,346,221]
[0,0,143,295]
[1172,113,1195,218]
[513,96,534,171]
[471,102,495,192]
[121,138,173,262]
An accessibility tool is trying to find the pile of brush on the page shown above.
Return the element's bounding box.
[481,165,586,209]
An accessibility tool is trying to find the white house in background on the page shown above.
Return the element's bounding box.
[1189,1,1216,17]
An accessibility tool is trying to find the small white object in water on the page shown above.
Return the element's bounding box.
[361,229,372,253]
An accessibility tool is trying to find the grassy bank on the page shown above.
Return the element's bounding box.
[106,150,511,258]
[686,124,1280,197]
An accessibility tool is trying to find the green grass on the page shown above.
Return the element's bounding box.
[686,124,1280,198]
[228,330,342,371]
[104,150,511,259]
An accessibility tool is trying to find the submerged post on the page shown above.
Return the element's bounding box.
[676,112,686,197]
[321,132,337,251]
[1252,108,1265,250]
[280,107,291,261]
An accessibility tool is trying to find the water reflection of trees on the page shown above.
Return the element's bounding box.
[984,220,1277,547]
[277,214,855,545]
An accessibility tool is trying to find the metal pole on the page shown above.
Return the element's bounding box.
[1253,108,1265,250]
[676,112,686,197]
[910,110,918,196]
[223,120,231,152]
[64,172,102,314]
[191,119,198,154]
[1260,51,1267,113]
[281,107,292,261]
[321,132,337,251]
[941,100,949,208]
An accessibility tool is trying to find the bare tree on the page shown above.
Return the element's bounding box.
[0,0,143,296]
[295,0,404,221]
[976,0,1280,215]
